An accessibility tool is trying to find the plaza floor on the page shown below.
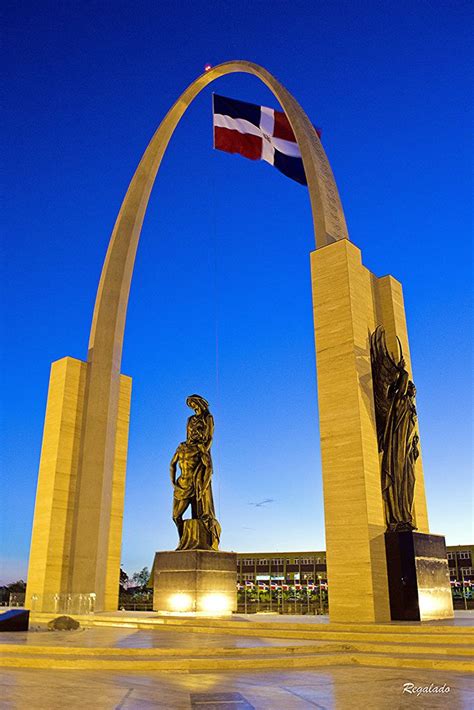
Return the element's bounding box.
[0,611,472,709]
[1,665,472,709]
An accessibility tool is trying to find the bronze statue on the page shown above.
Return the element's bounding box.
[170,395,221,550]
[370,326,419,532]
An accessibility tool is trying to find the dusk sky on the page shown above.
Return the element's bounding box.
[1,0,472,584]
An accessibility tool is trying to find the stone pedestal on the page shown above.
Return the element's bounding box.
[385,531,453,621]
[152,550,237,615]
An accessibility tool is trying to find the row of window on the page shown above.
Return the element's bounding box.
[240,552,470,566]
[240,574,325,581]
[447,551,471,560]
[240,557,325,566]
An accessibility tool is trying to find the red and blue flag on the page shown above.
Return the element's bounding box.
[213,94,321,186]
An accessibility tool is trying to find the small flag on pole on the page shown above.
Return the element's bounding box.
[213,94,321,186]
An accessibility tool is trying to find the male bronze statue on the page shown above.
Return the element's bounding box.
[370,326,419,531]
[170,395,221,550]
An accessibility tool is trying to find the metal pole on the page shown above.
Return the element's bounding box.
[269,566,272,613]
[461,568,468,611]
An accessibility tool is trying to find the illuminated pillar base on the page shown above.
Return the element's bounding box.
[152,550,237,616]
[385,531,453,621]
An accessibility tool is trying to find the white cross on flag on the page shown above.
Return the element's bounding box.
[213,94,321,185]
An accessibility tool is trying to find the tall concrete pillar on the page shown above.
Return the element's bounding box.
[311,239,429,622]
[25,357,131,612]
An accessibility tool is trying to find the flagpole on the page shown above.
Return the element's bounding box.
[211,93,215,150]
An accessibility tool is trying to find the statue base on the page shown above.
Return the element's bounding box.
[177,519,213,551]
[152,550,237,616]
[384,531,453,621]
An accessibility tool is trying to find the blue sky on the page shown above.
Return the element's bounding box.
[1,0,472,583]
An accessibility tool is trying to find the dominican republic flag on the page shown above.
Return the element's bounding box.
[213,94,320,186]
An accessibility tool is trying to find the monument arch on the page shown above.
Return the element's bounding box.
[26,61,430,621]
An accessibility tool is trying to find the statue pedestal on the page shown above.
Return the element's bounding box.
[385,531,453,621]
[152,550,237,616]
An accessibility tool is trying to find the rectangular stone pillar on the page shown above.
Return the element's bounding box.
[311,239,390,622]
[311,239,429,622]
[26,357,86,611]
[25,357,131,613]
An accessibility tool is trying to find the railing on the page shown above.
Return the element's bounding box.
[118,601,153,611]
[8,593,25,607]
[236,601,328,615]
[29,593,96,614]
[236,589,329,615]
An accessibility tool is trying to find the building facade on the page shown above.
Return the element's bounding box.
[447,545,474,585]
[236,544,473,588]
[236,551,327,585]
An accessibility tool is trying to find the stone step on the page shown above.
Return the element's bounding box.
[1,648,472,673]
[49,617,471,646]
[1,639,473,658]
[30,612,474,637]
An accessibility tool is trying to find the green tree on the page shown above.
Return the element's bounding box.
[131,567,150,589]
[119,566,129,591]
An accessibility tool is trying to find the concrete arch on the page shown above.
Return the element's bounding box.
[89,60,348,372]
[27,62,434,621]
[71,61,349,608]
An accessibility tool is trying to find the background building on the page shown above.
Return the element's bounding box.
[447,545,474,584]
[236,551,327,585]
[236,544,473,588]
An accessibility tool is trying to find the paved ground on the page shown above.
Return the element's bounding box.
[0,625,320,650]
[1,665,472,709]
[1,611,472,708]
[233,611,474,626]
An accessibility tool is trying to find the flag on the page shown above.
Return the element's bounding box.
[213,94,320,186]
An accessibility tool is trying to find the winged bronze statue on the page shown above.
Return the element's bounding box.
[370,326,419,532]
